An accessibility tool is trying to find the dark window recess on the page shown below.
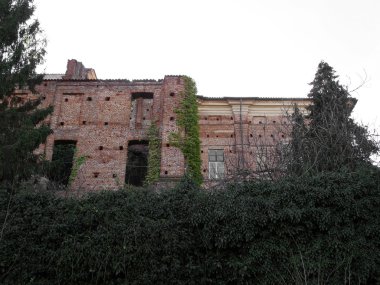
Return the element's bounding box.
[82,121,87,125]
[170,117,174,121]
[104,122,108,126]
[170,92,175,97]
[164,171,168,175]
[60,122,64,126]
[64,98,68,102]
[49,140,76,186]
[42,96,46,100]
[86,97,92,101]
[166,143,170,147]
[250,134,253,137]
[125,140,149,186]
[113,173,117,178]
[99,146,103,150]
[105,97,110,101]
[131,92,153,100]
[119,146,124,150]
[93,172,99,178]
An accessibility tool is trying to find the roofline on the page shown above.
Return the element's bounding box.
[197,95,310,101]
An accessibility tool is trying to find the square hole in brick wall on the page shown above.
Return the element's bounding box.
[87,97,92,101]
[105,97,110,101]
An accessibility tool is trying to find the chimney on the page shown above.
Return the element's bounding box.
[63,59,97,80]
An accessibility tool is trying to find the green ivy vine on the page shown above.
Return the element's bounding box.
[170,76,202,185]
[144,123,161,186]
[68,149,87,187]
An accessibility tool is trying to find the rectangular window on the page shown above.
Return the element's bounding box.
[209,149,224,179]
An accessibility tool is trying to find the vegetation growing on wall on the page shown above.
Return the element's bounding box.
[144,123,161,186]
[68,150,87,187]
[170,76,202,185]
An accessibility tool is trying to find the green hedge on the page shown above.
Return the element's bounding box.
[1,168,380,284]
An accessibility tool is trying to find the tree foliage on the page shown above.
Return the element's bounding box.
[288,61,379,174]
[0,0,46,98]
[0,100,52,185]
[0,0,50,186]
[170,76,202,185]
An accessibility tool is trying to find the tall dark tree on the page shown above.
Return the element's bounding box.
[289,61,378,174]
[0,0,51,185]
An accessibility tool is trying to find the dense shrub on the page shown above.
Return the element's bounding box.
[1,168,380,284]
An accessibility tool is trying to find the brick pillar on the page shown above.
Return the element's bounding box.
[135,97,143,129]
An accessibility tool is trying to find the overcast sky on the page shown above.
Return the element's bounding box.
[35,0,380,129]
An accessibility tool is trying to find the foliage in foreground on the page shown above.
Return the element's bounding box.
[1,168,380,284]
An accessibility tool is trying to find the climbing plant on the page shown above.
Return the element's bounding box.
[144,123,161,186]
[68,149,87,187]
[170,76,202,185]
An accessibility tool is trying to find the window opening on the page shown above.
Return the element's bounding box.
[50,140,77,185]
[208,149,224,179]
[125,140,149,186]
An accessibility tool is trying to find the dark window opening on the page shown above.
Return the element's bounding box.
[105,97,110,101]
[49,140,77,186]
[60,122,64,126]
[93,172,99,178]
[64,98,68,102]
[170,92,175,97]
[99,146,103,150]
[119,146,124,150]
[170,117,174,121]
[87,97,92,101]
[104,122,108,126]
[125,140,149,186]
[131,92,153,100]
[82,121,87,125]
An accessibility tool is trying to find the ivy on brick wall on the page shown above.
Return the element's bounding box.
[170,76,202,185]
[68,149,87,186]
[144,123,161,186]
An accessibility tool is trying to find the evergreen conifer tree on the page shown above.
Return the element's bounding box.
[289,61,378,174]
[0,0,51,186]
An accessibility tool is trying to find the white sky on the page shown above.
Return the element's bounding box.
[35,0,380,129]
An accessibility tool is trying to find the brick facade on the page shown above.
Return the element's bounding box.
[16,60,310,190]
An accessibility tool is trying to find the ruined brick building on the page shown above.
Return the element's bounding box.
[21,60,309,190]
